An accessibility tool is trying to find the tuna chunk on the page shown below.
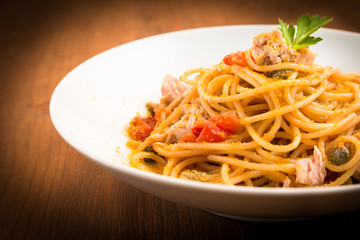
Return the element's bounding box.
[161,75,191,105]
[295,146,326,186]
[165,117,193,144]
[283,177,291,188]
[251,29,316,65]
[165,104,206,143]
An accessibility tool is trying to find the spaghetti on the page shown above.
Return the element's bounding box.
[126,28,360,187]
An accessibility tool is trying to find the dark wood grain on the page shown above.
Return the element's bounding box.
[1,0,360,239]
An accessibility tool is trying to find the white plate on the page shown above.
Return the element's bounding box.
[50,25,360,222]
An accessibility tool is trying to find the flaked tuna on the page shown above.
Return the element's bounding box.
[165,104,207,143]
[161,75,191,105]
[251,29,316,65]
[295,146,326,186]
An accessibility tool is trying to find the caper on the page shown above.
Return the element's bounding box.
[268,69,294,79]
[144,145,155,153]
[143,158,155,164]
[143,145,157,164]
[328,142,350,166]
[145,102,156,117]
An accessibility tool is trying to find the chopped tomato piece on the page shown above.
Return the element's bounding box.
[223,51,246,67]
[132,116,156,128]
[209,115,242,134]
[154,106,170,123]
[189,115,242,143]
[131,125,153,141]
[180,132,198,143]
[196,121,228,143]
[129,116,156,141]
[191,119,206,136]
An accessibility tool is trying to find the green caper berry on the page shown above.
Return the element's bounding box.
[328,143,350,166]
[143,145,157,164]
[143,158,155,164]
[269,69,294,79]
[145,103,155,117]
[144,145,155,153]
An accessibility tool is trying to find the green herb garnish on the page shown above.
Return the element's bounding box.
[143,145,156,164]
[278,15,333,49]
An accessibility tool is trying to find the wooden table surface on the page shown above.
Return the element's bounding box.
[1,0,360,239]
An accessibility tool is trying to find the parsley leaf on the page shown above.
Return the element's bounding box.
[278,18,295,48]
[278,15,333,49]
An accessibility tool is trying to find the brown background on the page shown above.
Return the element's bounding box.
[1,0,360,239]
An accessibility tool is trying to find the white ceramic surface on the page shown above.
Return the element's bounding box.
[50,25,360,222]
